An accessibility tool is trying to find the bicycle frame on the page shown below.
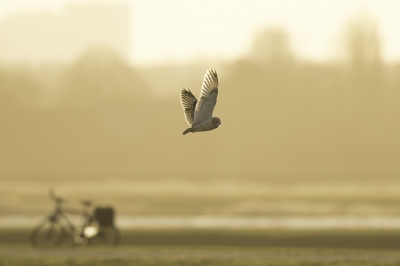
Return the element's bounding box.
[31,189,119,246]
[30,189,95,246]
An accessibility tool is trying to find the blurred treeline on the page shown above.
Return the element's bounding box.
[1,16,400,179]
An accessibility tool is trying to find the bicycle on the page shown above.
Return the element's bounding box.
[30,188,120,247]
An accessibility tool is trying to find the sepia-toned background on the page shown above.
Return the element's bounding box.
[1,0,400,226]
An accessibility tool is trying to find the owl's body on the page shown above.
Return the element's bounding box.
[180,69,221,135]
[182,117,221,135]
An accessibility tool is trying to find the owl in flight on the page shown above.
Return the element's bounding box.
[180,69,221,135]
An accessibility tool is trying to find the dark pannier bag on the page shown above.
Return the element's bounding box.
[94,207,115,227]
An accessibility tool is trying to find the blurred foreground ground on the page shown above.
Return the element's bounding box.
[1,229,400,266]
[3,228,400,249]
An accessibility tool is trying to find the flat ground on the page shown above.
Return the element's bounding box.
[1,229,400,265]
[2,245,400,266]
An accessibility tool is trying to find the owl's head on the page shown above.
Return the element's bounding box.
[212,117,221,128]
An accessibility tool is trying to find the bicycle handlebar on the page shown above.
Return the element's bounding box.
[49,187,66,204]
[48,188,94,210]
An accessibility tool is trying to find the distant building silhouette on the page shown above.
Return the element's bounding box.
[344,13,382,75]
[0,3,130,64]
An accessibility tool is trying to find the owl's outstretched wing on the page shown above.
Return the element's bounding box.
[194,69,219,124]
[180,89,197,126]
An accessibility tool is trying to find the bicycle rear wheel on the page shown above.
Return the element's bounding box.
[88,226,120,246]
[30,219,68,247]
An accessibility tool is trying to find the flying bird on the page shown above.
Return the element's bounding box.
[180,69,221,135]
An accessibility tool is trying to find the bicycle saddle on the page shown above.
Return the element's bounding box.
[80,200,92,206]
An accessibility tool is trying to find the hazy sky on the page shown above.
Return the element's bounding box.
[0,0,399,65]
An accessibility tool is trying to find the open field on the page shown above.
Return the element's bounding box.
[3,173,400,266]
[2,229,400,265]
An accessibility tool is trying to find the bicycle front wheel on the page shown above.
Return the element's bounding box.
[30,219,68,247]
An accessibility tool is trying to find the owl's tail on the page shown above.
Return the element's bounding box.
[182,128,193,135]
